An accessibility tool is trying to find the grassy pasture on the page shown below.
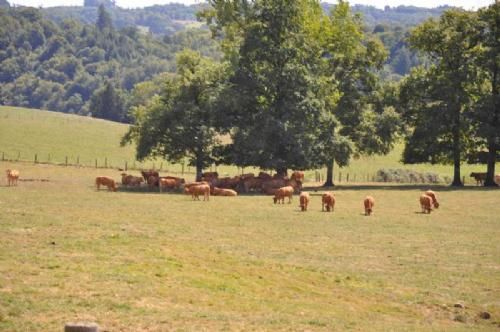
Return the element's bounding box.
[0,161,498,331]
[1,106,496,184]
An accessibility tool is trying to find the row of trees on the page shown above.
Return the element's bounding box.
[124,0,498,187]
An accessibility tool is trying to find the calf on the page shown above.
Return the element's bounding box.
[322,192,335,212]
[213,187,238,196]
[364,196,375,216]
[420,194,433,214]
[470,172,487,186]
[299,192,310,211]
[95,176,117,192]
[273,186,294,204]
[424,190,439,208]
[6,169,19,186]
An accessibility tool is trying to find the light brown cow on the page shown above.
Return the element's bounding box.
[291,171,305,183]
[159,178,184,192]
[185,184,210,201]
[96,176,117,192]
[364,196,375,216]
[6,169,19,186]
[424,190,439,208]
[213,187,238,196]
[299,192,310,211]
[420,194,433,214]
[273,186,294,204]
[322,192,335,212]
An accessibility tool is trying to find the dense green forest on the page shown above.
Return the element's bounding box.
[0,4,219,120]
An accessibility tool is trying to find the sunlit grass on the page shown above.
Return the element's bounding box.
[0,161,498,331]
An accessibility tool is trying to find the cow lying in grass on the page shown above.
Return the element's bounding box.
[364,196,375,216]
[121,173,143,187]
[6,169,19,186]
[273,186,294,204]
[96,176,117,192]
[322,192,335,212]
[213,187,238,196]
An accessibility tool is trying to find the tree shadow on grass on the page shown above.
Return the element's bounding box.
[302,184,499,192]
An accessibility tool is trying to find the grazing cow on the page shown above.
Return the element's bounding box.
[273,186,294,204]
[364,196,375,216]
[299,192,310,211]
[147,175,160,189]
[159,178,183,192]
[470,172,487,186]
[213,187,238,196]
[420,194,433,214]
[6,169,19,186]
[121,173,143,186]
[185,184,210,201]
[424,190,439,208]
[95,176,117,192]
[322,192,335,212]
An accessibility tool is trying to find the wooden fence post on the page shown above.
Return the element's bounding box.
[462,176,465,185]
[1,152,4,161]
[182,162,185,175]
[159,162,163,171]
[105,157,107,168]
[347,173,349,183]
[125,161,128,171]
[34,154,37,164]
[77,156,80,166]
[65,156,68,166]
[339,172,342,183]
[95,159,97,168]
[48,154,51,163]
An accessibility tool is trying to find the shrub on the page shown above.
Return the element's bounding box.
[375,168,444,183]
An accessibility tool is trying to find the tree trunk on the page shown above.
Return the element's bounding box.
[323,159,334,187]
[484,139,498,186]
[195,157,203,182]
[451,105,463,187]
[275,166,288,178]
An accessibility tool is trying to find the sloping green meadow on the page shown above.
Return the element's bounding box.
[0,106,495,184]
[0,162,498,331]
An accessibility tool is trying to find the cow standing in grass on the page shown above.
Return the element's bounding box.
[6,169,19,186]
[364,196,375,216]
[322,192,335,212]
[96,176,117,192]
[419,194,433,214]
[470,172,487,186]
[299,192,310,211]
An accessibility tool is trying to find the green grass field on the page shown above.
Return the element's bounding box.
[0,106,496,184]
[0,161,499,331]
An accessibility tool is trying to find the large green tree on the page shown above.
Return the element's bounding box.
[316,1,399,186]
[472,3,500,186]
[401,9,479,186]
[202,0,331,175]
[122,50,228,180]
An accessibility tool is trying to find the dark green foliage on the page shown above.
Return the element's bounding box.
[96,4,113,31]
[123,51,228,179]
[0,6,219,121]
[89,82,126,122]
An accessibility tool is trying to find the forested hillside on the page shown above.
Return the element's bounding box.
[0,5,219,121]
[0,1,452,120]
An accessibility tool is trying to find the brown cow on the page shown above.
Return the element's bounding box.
[496,174,500,185]
[185,184,210,201]
[6,169,19,186]
[213,187,238,196]
[141,170,159,182]
[159,178,183,192]
[257,171,272,180]
[96,176,117,192]
[364,196,375,216]
[299,192,310,211]
[424,190,439,208]
[273,186,294,204]
[201,171,219,182]
[470,172,487,186]
[420,194,433,214]
[121,173,143,186]
[322,192,335,212]
[291,171,305,183]
[243,177,264,193]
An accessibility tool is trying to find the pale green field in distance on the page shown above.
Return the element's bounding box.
[0,161,498,331]
[0,105,497,184]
